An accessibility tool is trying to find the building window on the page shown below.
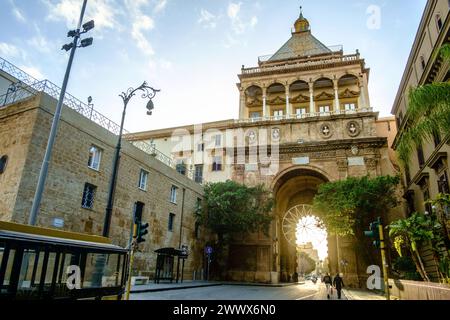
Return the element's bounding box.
[0,155,8,174]
[296,108,307,118]
[195,222,201,239]
[212,156,223,172]
[420,56,426,70]
[319,105,330,114]
[138,169,148,191]
[433,130,441,148]
[81,183,97,209]
[397,111,404,128]
[168,213,175,232]
[176,160,187,176]
[170,186,178,204]
[438,171,449,194]
[417,145,425,168]
[436,14,443,31]
[88,146,102,171]
[195,165,203,184]
[273,110,284,119]
[215,135,222,147]
[250,111,261,119]
[421,183,432,214]
[344,103,356,111]
[197,143,205,152]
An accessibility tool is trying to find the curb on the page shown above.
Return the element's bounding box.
[131,283,223,294]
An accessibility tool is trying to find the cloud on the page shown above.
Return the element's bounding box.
[19,65,44,80]
[154,0,168,14]
[42,0,118,31]
[198,9,218,29]
[227,2,258,35]
[0,42,23,59]
[125,0,155,56]
[8,0,26,23]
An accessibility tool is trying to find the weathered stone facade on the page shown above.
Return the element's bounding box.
[0,92,208,280]
[127,9,404,287]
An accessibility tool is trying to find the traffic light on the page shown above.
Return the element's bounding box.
[364,218,381,249]
[136,221,149,244]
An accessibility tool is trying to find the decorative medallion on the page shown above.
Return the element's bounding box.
[319,123,333,139]
[351,145,359,156]
[346,121,361,137]
[248,130,257,143]
[272,127,281,141]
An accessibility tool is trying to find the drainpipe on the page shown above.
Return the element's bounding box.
[179,188,186,248]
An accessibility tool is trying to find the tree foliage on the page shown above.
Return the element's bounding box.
[298,252,316,275]
[397,44,450,166]
[388,213,436,282]
[197,180,274,244]
[312,175,400,236]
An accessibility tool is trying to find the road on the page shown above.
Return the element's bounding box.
[130,281,345,300]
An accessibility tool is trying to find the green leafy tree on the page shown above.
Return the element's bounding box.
[196,181,274,277]
[397,44,450,166]
[312,175,400,236]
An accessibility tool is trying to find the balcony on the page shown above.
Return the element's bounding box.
[235,107,374,125]
[240,52,361,78]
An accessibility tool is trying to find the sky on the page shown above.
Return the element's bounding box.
[0,0,427,132]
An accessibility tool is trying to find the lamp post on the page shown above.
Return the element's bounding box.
[29,0,95,226]
[102,82,160,237]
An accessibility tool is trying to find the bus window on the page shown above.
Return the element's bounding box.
[44,252,57,284]
[17,249,40,297]
[103,254,120,287]
[1,248,16,289]
[83,253,106,288]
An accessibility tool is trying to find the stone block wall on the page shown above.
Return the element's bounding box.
[0,93,208,280]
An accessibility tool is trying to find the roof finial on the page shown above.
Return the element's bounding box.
[299,5,303,18]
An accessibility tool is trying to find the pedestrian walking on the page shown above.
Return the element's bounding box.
[322,273,332,299]
[333,273,345,300]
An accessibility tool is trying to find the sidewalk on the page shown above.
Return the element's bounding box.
[131,281,222,293]
[131,280,301,293]
[343,288,386,300]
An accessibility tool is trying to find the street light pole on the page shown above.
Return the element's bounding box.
[102,82,160,237]
[29,0,94,225]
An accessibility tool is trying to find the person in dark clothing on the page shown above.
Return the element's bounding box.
[322,273,332,299]
[333,273,345,299]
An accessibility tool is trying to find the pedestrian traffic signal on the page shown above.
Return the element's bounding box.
[364,218,381,249]
[136,222,149,244]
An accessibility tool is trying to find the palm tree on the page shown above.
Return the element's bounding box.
[397,44,450,166]
[388,213,435,282]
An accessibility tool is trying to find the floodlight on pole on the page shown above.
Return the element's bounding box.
[29,0,95,226]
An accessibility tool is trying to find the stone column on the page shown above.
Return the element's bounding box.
[333,79,340,114]
[262,87,268,119]
[308,82,315,115]
[359,82,367,110]
[285,86,291,119]
[239,88,246,119]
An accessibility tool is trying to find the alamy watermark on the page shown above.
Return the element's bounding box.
[366,265,382,290]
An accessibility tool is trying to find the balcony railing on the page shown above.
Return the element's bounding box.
[0,57,198,183]
[242,52,360,76]
[234,107,374,125]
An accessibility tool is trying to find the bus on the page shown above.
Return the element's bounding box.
[0,221,128,300]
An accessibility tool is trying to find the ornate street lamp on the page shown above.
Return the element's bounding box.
[102,82,160,237]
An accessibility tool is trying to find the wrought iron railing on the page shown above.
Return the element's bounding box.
[0,57,198,183]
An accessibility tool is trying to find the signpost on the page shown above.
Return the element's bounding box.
[205,246,213,281]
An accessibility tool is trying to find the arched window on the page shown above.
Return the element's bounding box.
[436,14,443,31]
[0,155,7,174]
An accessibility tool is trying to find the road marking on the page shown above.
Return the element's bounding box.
[296,293,318,300]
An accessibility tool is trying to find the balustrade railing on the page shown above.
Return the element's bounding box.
[235,107,374,124]
[243,53,360,76]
